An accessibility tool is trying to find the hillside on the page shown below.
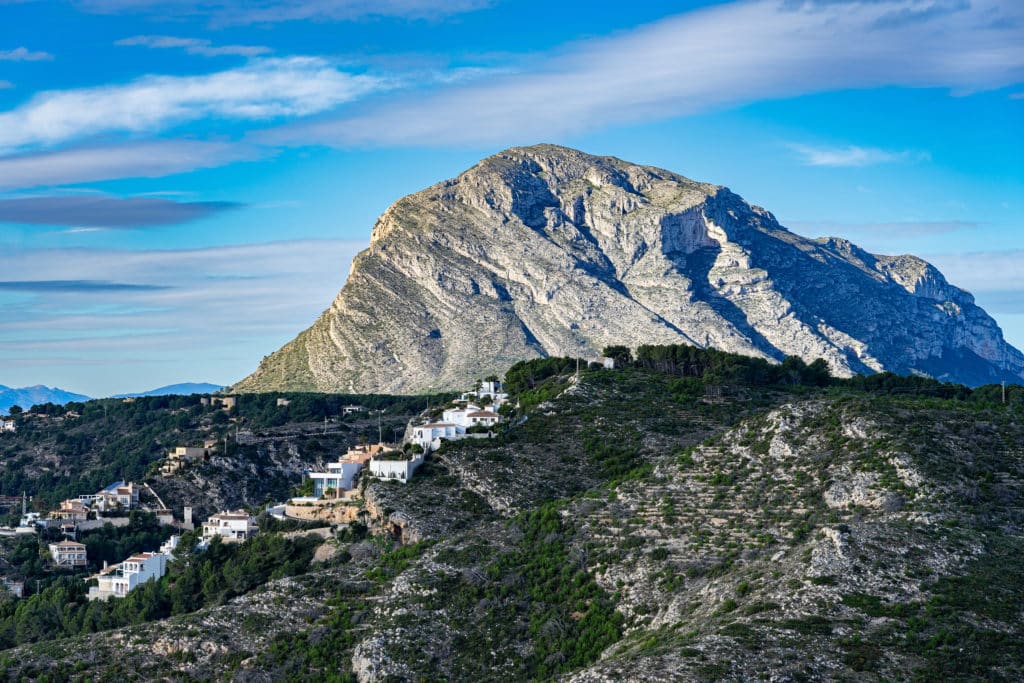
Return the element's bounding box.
[235,144,1024,394]
[0,392,430,520]
[5,358,1022,681]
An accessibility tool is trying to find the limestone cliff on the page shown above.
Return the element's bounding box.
[235,144,1024,393]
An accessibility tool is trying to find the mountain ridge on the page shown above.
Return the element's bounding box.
[0,384,91,414]
[234,144,1024,393]
[112,382,224,398]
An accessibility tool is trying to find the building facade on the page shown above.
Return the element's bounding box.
[49,540,88,567]
[201,510,257,544]
[87,552,168,600]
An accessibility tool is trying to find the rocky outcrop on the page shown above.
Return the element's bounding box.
[235,144,1024,393]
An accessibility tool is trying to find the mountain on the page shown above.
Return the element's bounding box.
[235,144,1024,394]
[113,382,224,398]
[0,385,91,413]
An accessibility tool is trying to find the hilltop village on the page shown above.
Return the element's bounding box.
[0,376,517,605]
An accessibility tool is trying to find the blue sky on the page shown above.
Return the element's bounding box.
[0,0,1021,397]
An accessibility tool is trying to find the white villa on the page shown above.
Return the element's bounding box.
[308,442,396,498]
[49,540,88,567]
[201,510,258,544]
[78,481,139,511]
[87,551,168,601]
[159,534,180,557]
[0,419,15,433]
[410,422,460,451]
[460,379,509,409]
[442,405,501,429]
[368,451,425,484]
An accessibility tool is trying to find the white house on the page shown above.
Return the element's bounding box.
[410,422,460,451]
[78,481,139,511]
[0,419,15,433]
[159,534,180,557]
[460,380,509,409]
[368,451,425,483]
[309,461,363,497]
[201,510,257,544]
[87,551,167,600]
[442,405,501,429]
[307,442,396,498]
[49,540,88,567]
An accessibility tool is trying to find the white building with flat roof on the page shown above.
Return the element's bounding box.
[307,443,397,498]
[201,510,257,544]
[87,552,167,600]
[368,451,425,484]
[410,422,460,451]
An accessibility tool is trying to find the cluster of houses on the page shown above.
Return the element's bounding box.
[49,508,256,602]
[297,380,510,503]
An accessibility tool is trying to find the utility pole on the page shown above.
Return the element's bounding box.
[1002,381,1007,405]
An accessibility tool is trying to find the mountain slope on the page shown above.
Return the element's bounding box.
[0,385,90,413]
[235,144,1024,393]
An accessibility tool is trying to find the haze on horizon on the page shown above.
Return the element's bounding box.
[0,0,1021,397]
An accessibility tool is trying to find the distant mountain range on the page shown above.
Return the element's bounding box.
[0,382,224,413]
[235,144,1024,394]
[0,385,91,414]
[113,382,224,398]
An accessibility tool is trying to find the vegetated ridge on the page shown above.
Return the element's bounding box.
[4,350,1023,681]
[235,144,1024,394]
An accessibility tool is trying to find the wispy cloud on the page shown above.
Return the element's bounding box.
[0,47,53,62]
[0,140,266,190]
[0,280,169,292]
[0,239,364,393]
[0,80,12,89]
[0,195,240,227]
[75,0,493,25]
[261,0,1024,147]
[115,35,272,58]
[788,143,929,167]
[0,56,383,152]
[926,249,1024,297]
[799,219,979,237]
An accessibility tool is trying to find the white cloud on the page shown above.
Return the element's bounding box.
[788,143,929,167]
[0,47,53,61]
[0,140,265,190]
[75,0,493,25]
[795,219,978,237]
[0,56,383,153]
[0,239,365,394]
[926,249,1024,297]
[262,0,1024,147]
[115,35,272,58]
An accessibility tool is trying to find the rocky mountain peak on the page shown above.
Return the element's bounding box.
[234,145,1024,394]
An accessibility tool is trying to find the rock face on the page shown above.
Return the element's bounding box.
[235,144,1024,393]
